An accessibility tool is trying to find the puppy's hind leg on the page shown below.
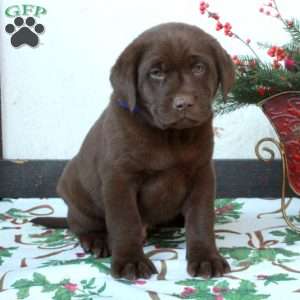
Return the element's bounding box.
[67,208,111,258]
[58,160,111,258]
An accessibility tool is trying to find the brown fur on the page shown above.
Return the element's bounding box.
[32,22,235,280]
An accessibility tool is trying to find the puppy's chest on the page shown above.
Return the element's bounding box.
[138,163,195,225]
[144,141,205,171]
[137,145,201,219]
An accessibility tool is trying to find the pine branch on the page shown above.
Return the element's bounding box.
[213,99,247,115]
[283,41,300,53]
[285,18,300,45]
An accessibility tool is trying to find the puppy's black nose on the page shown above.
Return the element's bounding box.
[173,95,194,111]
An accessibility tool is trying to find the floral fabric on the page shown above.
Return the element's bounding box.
[1,197,300,300]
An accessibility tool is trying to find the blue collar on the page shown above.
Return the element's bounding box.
[117,99,140,113]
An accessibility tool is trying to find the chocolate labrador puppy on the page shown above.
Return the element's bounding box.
[32,22,235,280]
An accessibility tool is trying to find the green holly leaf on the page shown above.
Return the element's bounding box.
[264,273,296,286]
[0,250,11,258]
[226,292,269,300]
[12,279,33,289]
[221,246,299,266]
[40,259,80,268]
[176,278,270,300]
[176,278,216,287]
[30,229,77,248]
[250,248,298,264]
[39,257,111,276]
[215,280,230,289]
[73,294,88,298]
[284,228,300,245]
[53,287,72,300]
[0,247,18,265]
[16,287,30,299]
[226,280,269,300]
[97,282,106,294]
[238,280,256,293]
[215,199,244,224]
[270,230,285,237]
[87,278,96,288]
[88,259,111,274]
[271,228,300,245]
[42,284,60,292]
[175,278,216,299]
[33,272,48,285]
[81,277,96,290]
[5,208,29,219]
[251,249,276,263]
[60,279,71,285]
[276,248,299,257]
[220,247,251,261]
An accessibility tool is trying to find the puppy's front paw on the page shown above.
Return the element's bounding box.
[112,255,157,280]
[187,253,230,278]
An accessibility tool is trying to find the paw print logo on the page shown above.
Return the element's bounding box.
[5,17,45,48]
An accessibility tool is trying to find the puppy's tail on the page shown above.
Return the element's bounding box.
[31,217,69,229]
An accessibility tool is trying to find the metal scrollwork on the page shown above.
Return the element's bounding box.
[255,137,282,162]
[255,137,300,233]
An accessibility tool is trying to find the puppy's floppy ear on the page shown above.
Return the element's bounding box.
[110,41,144,112]
[212,40,235,100]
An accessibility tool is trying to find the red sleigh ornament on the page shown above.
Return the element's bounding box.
[255,91,300,232]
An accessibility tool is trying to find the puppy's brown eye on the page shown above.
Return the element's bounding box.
[192,62,206,76]
[149,68,166,80]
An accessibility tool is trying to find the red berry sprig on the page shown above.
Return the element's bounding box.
[199,1,260,62]
[284,57,297,71]
[257,86,268,96]
[267,46,286,60]
[267,46,288,69]
[224,22,233,36]
[199,0,297,71]
[199,2,235,37]
[259,0,294,28]
[232,55,241,66]
[199,1,209,14]
[216,21,223,31]
[259,0,277,17]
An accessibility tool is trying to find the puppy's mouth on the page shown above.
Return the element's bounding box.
[167,117,200,129]
[161,111,213,129]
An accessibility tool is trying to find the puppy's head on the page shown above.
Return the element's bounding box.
[110,22,235,129]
